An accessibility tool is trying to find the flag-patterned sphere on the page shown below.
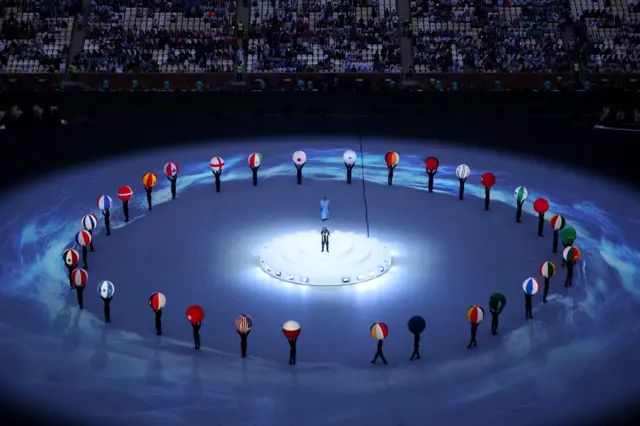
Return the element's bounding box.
[466,305,484,324]
[522,277,540,295]
[117,185,133,201]
[81,213,99,231]
[149,292,167,311]
[550,214,566,230]
[292,151,307,166]
[370,322,389,340]
[97,195,112,211]
[456,164,471,179]
[282,320,301,339]
[71,268,88,288]
[235,314,253,333]
[560,227,577,244]
[489,293,507,311]
[97,280,115,299]
[210,156,225,172]
[248,153,262,168]
[533,198,550,214]
[540,261,557,278]
[407,315,426,334]
[563,246,581,263]
[62,248,79,267]
[481,172,496,188]
[343,150,357,165]
[186,305,205,324]
[385,152,399,167]
[76,230,92,246]
[164,162,178,177]
[142,172,157,188]
[425,156,439,172]
[514,186,528,202]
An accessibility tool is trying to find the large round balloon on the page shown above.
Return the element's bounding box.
[343,150,357,165]
[292,151,307,166]
[560,227,577,244]
[186,305,205,324]
[466,305,484,324]
[71,268,88,288]
[370,322,389,340]
[455,164,471,179]
[235,314,253,333]
[522,277,540,295]
[149,292,167,311]
[407,315,426,334]
[75,230,92,247]
[550,214,566,230]
[282,320,301,339]
[513,186,528,202]
[540,261,557,278]
[489,293,506,311]
[533,198,550,214]
[248,153,262,168]
[142,172,157,188]
[481,172,496,188]
[81,213,99,231]
[164,162,178,177]
[97,280,115,299]
[424,156,439,172]
[97,195,113,211]
[117,185,133,201]
[563,246,581,263]
[210,156,225,172]
[385,152,399,167]
[63,248,79,267]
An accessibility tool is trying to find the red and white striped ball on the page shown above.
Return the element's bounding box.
[149,292,167,311]
[71,268,88,288]
[164,162,178,177]
[75,230,92,246]
[370,322,389,340]
[81,213,99,231]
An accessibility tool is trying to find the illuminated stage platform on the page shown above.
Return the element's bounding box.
[259,230,392,286]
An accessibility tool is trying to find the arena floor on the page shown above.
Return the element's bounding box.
[0,137,639,426]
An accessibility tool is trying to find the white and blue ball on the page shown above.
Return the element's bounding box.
[98,280,115,299]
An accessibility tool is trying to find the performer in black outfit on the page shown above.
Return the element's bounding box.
[102,209,111,236]
[387,165,396,186]
[345,162,355,184]
[525,293,533,319]
[410,332,421,361]
[458,177,467,200]
[490,309,500,335]
[516,199,524,222]
[123,199,130,222]
[155,309,163,335]
[295,163,304,185]
[192,322,202,349]
[427,170,436,193]
[565,262,575,288]
[321,227,330,253]
[102,296,112,323]
[288,336,297,365]
[144,185,153,210]
[76,285,84,310]
[552,229,559,253]
[168,174,178,199]
[66,264,75,289]
[467,323,478,348]
[484,187,491,210]
[537,212,545,237]
[212,170,222,192]
[81,245,88,269]
[542,277,550,302]
[250,166,259,186]
[371,340,388,364]
[87,229,95,252]
[238,330,250,357]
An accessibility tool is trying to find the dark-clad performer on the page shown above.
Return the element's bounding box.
[192,322,201,350]
[288,336,298,365]
[76,285,84,310]
[212,170,222,192]
[490,309,499,335]
[144,185,153,210]
[537,212,545,237]
[238,330,250,357]
[427,169,436,193]
[371,340,388,364]
[525,293,533,319]
[410,332,420,361]
[81,245,89,270]
[102,296,112,323]
[467,323,478,349]
[123,199,130,222]
[542,277,550,302]
[102,209,111,236]
[484,187,491,211]
[565,262,575,288]
[516,199,524,222]
[321,227,330,253]
[168,174,178,199]
[295,163,304,185]
[155,309,163,335]
[345,162,355,184]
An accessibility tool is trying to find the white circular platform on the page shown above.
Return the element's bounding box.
[259,230,392,286]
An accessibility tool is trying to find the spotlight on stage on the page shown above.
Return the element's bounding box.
[259,231,393,286]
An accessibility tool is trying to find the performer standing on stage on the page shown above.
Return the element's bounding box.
[321,227,330,252]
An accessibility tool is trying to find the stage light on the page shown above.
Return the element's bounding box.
[275,271,281,276]
[288,275,294,281]
[378,266,385,273]
[266,267,271,272]
[302,277,309,283]
[369,272,376,277]
[357,274,364,280]
[342,277,350,283]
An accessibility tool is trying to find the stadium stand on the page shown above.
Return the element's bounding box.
[0,0,76,73]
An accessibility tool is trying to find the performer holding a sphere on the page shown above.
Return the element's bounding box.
[489,293,506,335]
[81,213,98,252]
[424,157,439,193]
[164,162,179,199]
[408,316,426,361]
[248,153,262,186]
[98,280,115,323]
[236,314,253,358]
[533,198,550,237]
[186,305,205,350]
[385,152,399,185]
[523,277,540,319]
[321,227,330,252]
[142,172,157,210]
[467,306,483,348]
[117,185,133,222]
[283,321,301,365]
[62,248,79,289]
[320,196,330,221]
[481,172,496,210]
[456,164,471,200]
[540,261,556,302]
[370,322,389,364]
[514,186,528,222]
[563,246,581,288]
[293,151,307,185]
[71,268,88,309]
[149,292,167,335]
[97,195,112,236]
[210,156,225,192]
[560,227,577,267]
[76,230,92,269]
[343,150,356,184]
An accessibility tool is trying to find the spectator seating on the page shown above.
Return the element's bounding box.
[80,0,237,72]
[0,7,75,73]
[246,0,402,72]
[411,0,569,72]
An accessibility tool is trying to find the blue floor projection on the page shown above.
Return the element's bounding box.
[0,137,639,426]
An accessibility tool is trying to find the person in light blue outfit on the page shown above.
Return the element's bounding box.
[320,196,330,221]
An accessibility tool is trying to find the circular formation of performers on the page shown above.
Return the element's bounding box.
[60,150,583,364]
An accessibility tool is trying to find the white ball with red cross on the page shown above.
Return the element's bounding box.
[210,156,225,172]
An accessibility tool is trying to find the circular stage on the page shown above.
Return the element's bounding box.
[259,230,392,285]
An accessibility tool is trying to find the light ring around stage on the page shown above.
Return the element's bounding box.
[259,230,392,285]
